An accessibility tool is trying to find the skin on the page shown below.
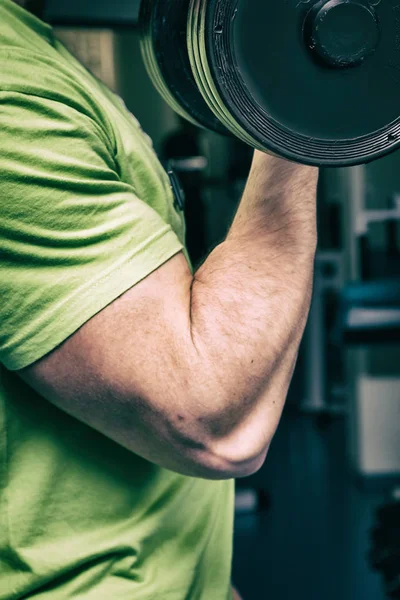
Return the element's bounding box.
[232,586,243,600]
[11,1,319,597]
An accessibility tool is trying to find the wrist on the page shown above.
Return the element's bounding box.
[250,150,318,180]
[248,152,318,203]
[238,152,318,242]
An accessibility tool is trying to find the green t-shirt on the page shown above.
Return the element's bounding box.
[0,1,234,598]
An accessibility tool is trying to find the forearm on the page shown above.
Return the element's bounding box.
[189,152,318,465]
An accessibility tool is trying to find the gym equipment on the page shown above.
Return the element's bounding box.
[140,0,227,134]
[336,278,400,344]
[139,0,400,167]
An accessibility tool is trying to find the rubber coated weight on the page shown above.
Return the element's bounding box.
[139,0,227,134]
[188,0,267,151]
[187,1,230,132]
[194,0,400,166]
[188,0,253,146]
[141,0,400,166]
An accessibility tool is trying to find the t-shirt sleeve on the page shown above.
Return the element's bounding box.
[0,91,183,371]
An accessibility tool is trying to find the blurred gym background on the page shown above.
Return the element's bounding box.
[44,3,400,599]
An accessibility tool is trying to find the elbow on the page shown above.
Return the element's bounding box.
[173,421,271,480]
[189,422,272,480]
[206,441,270,480]
[170,385,278,480]
[186,445,269,481]
[196,444,270,480]
[190,398,276,479]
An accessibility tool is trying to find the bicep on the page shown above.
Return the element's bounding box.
[18,252,216,477]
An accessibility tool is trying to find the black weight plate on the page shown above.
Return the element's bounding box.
[188,0,254,147]
[188,0,234,133]
[139,0,227,135]
[199,0,400,166]
[140,0,203,125]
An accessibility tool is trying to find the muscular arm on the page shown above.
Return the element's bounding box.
[189,152,317,468]
[20,152,318,480]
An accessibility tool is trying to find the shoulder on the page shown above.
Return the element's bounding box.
[0,47,116,150]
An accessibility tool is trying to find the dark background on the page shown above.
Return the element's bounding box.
[44,0,141,27]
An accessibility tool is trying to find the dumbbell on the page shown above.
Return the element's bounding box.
[140,0,400,167]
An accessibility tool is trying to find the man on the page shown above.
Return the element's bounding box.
[0,0,318,598]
